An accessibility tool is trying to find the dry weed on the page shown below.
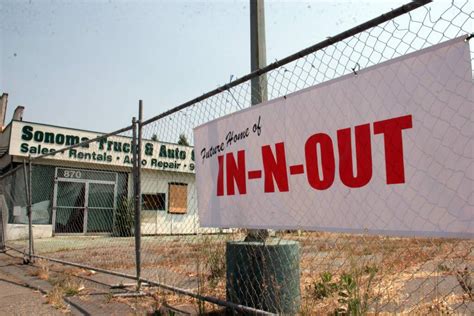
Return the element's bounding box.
[45,274,84,310]
[30,259,50,280]
[46,285,66,310]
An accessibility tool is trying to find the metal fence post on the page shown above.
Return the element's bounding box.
[29,158,35,261]
[132,116,138,287]
[29,158,34,262]
[132,103,142,290]
[0,177,5,253]
[23,158,34,263]
[136,101,143,289]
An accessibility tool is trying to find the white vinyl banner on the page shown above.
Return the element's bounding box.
[194,37,473,238]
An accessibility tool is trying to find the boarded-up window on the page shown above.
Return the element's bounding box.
[168,183,187,214]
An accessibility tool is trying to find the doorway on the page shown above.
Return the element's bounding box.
[52,168,117,235]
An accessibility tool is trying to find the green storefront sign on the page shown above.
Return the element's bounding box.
[11,122,195,173]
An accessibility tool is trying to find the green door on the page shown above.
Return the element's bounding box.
[55,181,86,233]
[87,183,115,233]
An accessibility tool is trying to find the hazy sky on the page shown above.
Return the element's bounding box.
[2,0,417,132]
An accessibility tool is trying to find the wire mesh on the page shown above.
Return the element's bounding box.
[5,127,139,286]
[1,0,472,314]
[1,165,30,254]
[138,1,473,314]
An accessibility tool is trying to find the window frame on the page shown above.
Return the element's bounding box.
[141,193,166,211]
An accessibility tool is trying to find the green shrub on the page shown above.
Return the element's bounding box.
[313,271,338,299]
[312,266,378,315]
[113,197,135,237]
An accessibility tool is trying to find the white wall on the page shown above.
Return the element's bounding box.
[6,224,52,241]
[139,169,200,235]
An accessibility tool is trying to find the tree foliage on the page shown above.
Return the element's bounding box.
[177,133,189,146]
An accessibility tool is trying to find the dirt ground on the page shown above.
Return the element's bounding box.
[0,252,63,316]
[8,232,474,314]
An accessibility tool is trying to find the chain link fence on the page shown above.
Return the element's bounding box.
[1,165,30,255]
[2,0,473,314]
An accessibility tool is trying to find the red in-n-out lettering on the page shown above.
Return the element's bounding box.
[337,123,372,188]
[216,114,413,196]
[305,133,336,190]
[217,151,248,196]
[262,142,289,193]
[374,115,413,184]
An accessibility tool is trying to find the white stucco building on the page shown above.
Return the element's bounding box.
[0,94,204,240]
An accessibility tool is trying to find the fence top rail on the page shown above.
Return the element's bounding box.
[28,124,133,162]
[141,0,431,127]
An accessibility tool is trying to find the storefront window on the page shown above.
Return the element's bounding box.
[55,181,85,233]
[6,165,55,225]
[32,165,55,224]
[87,183,115,233]
[142,193,165,211]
